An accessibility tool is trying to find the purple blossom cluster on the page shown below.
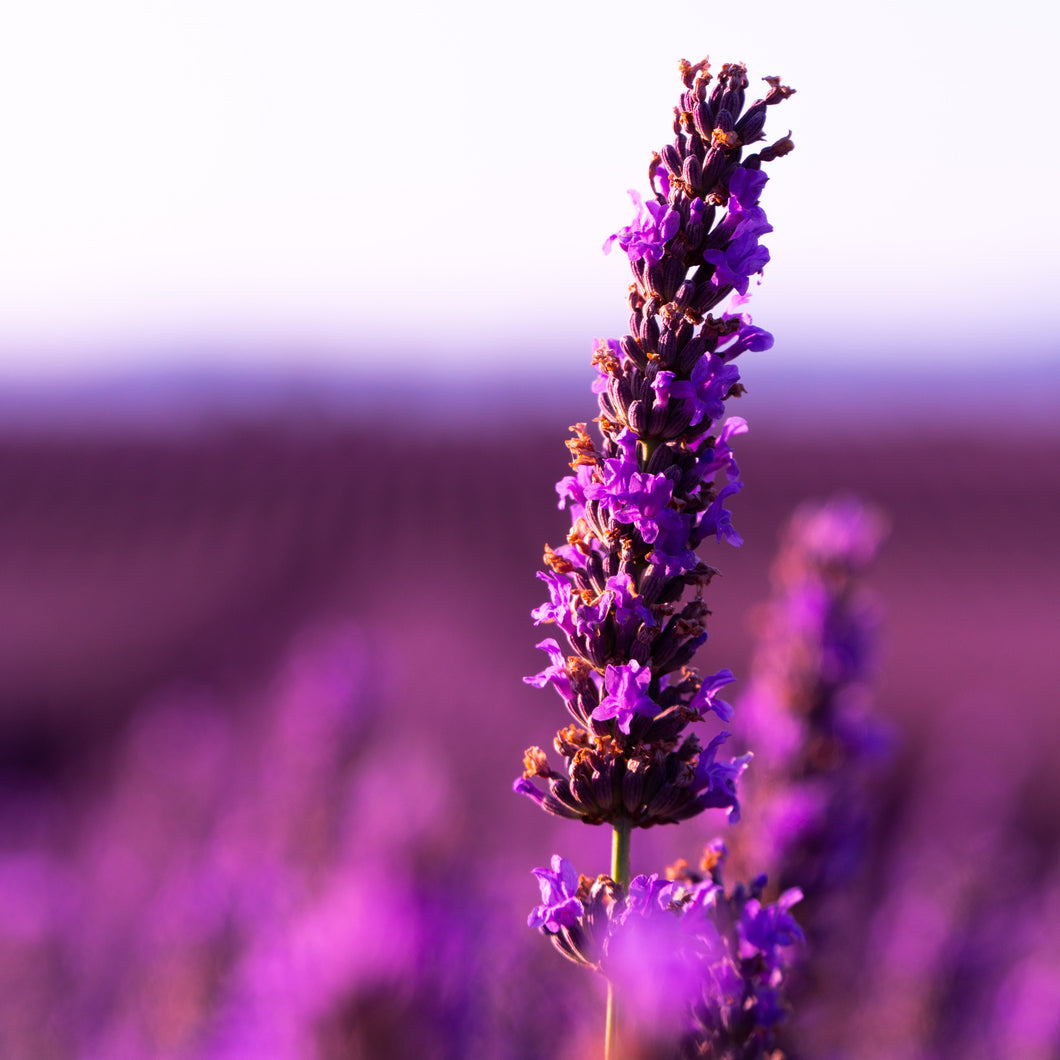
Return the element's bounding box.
[515,57,800,1053]
[530,845,804,1057]
[3,418,1058,1057]
[516,58,793,831]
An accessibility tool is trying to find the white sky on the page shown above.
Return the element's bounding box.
[0,0,1057,379]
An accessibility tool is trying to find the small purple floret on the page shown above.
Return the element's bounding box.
[592,660,658,734]
[583,431,677,545]
[604,573,656,631]
[604,190,681,264]
[688,355,741,426]
[524,638,574,702]
[716,316,774,360]
[623,872,678,918]
[695,732,751,821]
[528,855,585,932]
[704,233,771,296]
[690,669,737,722]
[728,166,769,209]
[531,571,575,633]
[739,888,805,965]
[696,479,744,547]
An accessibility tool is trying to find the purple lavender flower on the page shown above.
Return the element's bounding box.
[526,846,805,1055]
[515,56,798,1056]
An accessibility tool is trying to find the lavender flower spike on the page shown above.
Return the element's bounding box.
[517,59,794,835]
[514,56,799,1058]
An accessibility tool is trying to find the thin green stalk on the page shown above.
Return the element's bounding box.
[605,820,632,1060]
[610,818,632,888]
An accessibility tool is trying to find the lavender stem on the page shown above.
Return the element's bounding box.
[605,984,618,1060]
[611,821,632,889]
[606,821,631,1059]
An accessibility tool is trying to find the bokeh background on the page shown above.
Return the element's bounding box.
[1,1,1059,1057]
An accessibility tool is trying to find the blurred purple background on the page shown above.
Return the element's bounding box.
[1,367,1058,1057]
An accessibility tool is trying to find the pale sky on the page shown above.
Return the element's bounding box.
[0,0,1057,380]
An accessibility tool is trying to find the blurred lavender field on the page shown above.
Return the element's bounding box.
[1,378,1059,1059]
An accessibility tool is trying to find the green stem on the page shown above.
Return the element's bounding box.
[611,819,632,887]
[605,982,617,1060]
[605,820,632,1060]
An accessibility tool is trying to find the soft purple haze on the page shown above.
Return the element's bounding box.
[0,409,1058,1056]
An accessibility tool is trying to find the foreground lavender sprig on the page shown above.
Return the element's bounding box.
[513,58,797,1054]
[530,844,804,1058]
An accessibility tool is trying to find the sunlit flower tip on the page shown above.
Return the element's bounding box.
[522,745,554,780]
[603,190,681,264]
[528,855,585,932]
[590,337,622,394]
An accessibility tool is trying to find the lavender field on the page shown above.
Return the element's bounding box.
[0,392,1057,1059]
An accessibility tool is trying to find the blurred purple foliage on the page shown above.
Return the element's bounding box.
[0,413,1058,1058]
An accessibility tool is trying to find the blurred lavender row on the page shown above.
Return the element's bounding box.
[1,404,1058,1058]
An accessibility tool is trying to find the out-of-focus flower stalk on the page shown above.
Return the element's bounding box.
[732,497,889,1057]
[514,57,802,1056]
[735,497,890,905]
